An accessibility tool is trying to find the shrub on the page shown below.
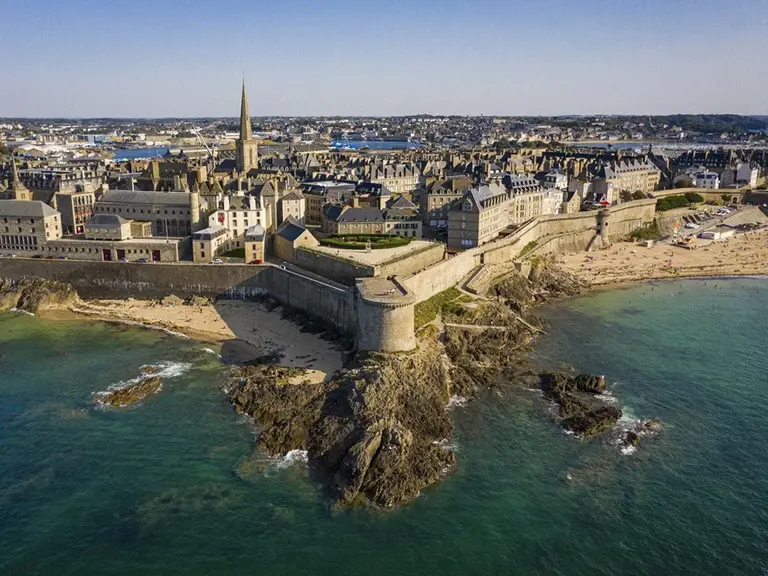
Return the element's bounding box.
[656,195,690,211]
[631,191,647,200]
[684,192,704,204]
[319,234,412,250]
[518,240,538,258]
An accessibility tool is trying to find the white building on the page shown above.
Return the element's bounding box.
[543,170,568,190]
[208,192,269,252]
[695,171,720,190]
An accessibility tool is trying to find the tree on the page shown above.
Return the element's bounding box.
[675,178,693,188]
[632,191,647,200]
[721,193,731,204]
[619,190,632,203]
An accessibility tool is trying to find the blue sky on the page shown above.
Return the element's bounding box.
[1,0,767,117]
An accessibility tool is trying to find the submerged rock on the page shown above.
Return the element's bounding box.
[0,277,79,313]
[97,376,163,408]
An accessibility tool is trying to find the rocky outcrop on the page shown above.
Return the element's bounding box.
[0,277,79,313]
[540,372,622,437]
[225,339,456,509]
[97,376,163,408]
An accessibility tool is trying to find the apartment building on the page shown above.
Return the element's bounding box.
[420,175,474,229]
[369,163,423,195]
[94,189,201,237]
[447,183,509,250]
[0,200,62,254]
[591,159,661,204]
[208,192,269,253]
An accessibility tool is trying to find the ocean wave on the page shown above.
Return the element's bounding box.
[275,449,309,470]
[202,348,223,359]
[432,438,458,452]
[95,361,193,397]
[446,395,468,409]
[9,308,35,317]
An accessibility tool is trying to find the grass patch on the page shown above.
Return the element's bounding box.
[220,248,245,258]
[414,287,464,329]
[319,234,412,250]
[518,240,538,258]
[630,220,661,241]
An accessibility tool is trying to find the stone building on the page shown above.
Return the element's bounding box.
[419,175,473,229]
[275,218,319,261]
[279,190,306,226]
[207,191,269,253]
[368,163,423,195]
[591,159,661,204]
[84,213,132,241]
[447,184,509,250]
[94,189,201,237]
[0,200,62,254]
[245,224,266,263]
[56,190,95,235]
[192,225,229,263]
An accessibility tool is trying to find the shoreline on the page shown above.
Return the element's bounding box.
[37,298,345,383]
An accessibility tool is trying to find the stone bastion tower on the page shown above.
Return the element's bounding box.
[356,277,416,353]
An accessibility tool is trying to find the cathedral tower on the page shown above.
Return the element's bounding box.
[235,81,259,174]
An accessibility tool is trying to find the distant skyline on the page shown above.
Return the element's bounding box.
[3,0,768,118]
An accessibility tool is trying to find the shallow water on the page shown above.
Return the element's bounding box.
[1,278,767,575]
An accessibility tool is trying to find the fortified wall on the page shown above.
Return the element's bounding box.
[1,199,657,353]
[404,198,656,303]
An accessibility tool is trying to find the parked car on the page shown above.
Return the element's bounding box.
[136,258,149,263]
[685,222,700,230]
[212,258,224,264]
[118,258,128,263]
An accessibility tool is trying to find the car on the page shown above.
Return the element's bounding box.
[685,222,700,230]
[118,258,128,263]
[136,258,149,263]
[212,258,224,264]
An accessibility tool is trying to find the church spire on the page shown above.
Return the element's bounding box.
[7,154,31,201]
[239,80,253,142]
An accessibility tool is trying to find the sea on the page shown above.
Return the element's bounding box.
[1,277,767,575]
[111,147,170,161]
[330,140,421,151]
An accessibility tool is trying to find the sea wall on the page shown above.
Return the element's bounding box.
[405,198,656,302]
[0,259,357,335]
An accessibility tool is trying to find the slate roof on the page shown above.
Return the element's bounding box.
[386,195,417,210]
[0,199,60,218]
[87,213,130,227]
[337,207,385,223]
[276,216,308,242]
[99,190,191,206]
[245,224,266,241]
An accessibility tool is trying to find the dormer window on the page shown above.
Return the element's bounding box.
[463,200,473,211]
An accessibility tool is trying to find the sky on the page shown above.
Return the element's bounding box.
[1,0,767,117]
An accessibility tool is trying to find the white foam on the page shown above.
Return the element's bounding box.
[95,361,192,398]
[621,445,637,456]
[446,395,468,410]
[275,449,309,470]
[596,392,619,405]
[432,438,458,452]
[9,308,35,317]
[202,347,222,359]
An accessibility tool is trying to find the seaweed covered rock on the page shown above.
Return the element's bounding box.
[0,278,79,313]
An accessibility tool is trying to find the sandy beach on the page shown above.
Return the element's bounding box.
[558,228,768,286]
[55,298,344,383]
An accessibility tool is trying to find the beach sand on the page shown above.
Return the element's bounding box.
[54,298,344,383]
[558,228,768,286]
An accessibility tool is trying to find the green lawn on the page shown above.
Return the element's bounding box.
[220,248,245,258]
[319,234,412,250]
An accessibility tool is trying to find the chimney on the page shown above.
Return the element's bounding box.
[173,174,182,190]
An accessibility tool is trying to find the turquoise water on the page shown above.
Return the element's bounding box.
[2,278,768,575]
[111,147,170,160]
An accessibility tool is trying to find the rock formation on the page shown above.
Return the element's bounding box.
[0,278,79,313]
[225,336,456,509]
[96,376,164,408]
[539,372,622,437]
